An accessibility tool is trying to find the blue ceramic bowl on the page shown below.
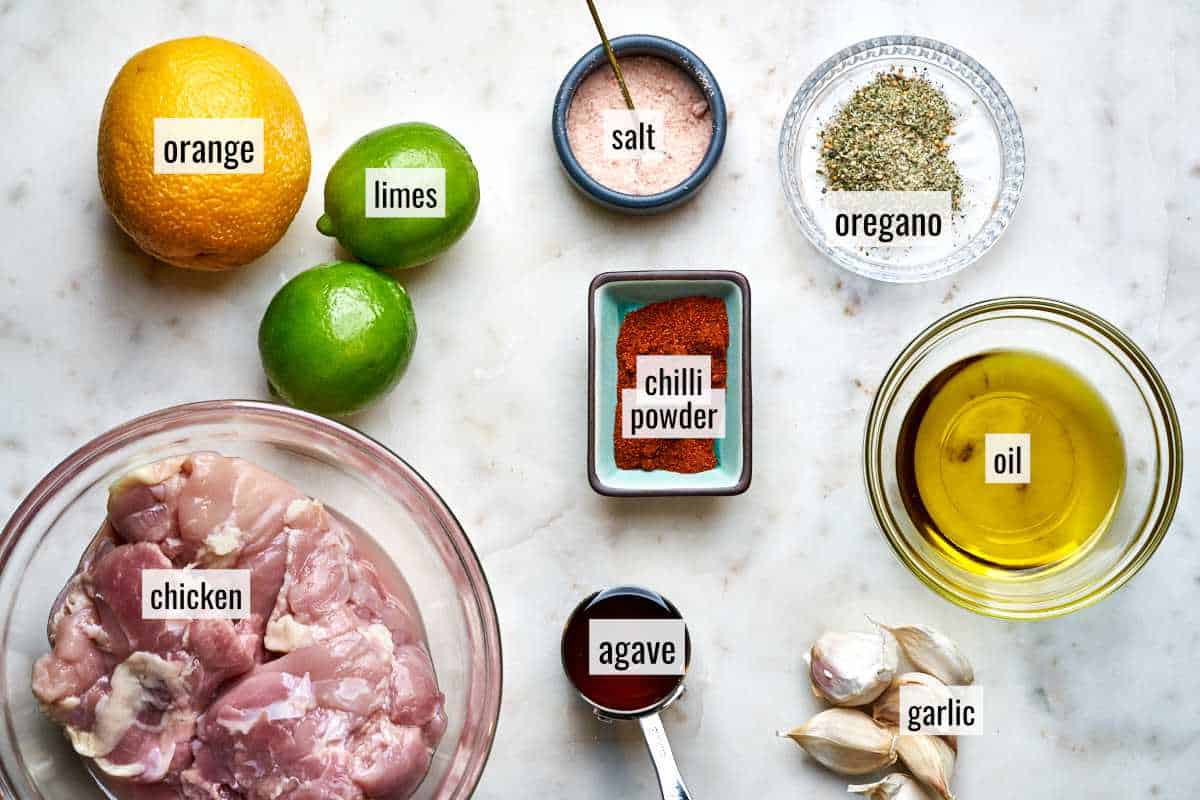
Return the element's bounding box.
[553,35,727,214]
[588,270,752,496]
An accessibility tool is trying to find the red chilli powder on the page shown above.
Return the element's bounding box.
[615,296,728,473]
[567,56,713,195]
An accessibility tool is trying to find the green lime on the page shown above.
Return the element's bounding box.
[258,261,417,416]
[316,122,480,269]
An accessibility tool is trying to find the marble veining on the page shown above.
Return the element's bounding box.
[1,1,1197,798]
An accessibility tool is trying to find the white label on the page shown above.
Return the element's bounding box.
[900,684,985,735]
[985,433,1031,484]
[827,191,952,247]
[622,388,725,439]
[141,569,251,620]
[365,168,446,218]
[153,118,264,174]
[602,109,666,162]
[588,619,686,676]
[635,355,712,407]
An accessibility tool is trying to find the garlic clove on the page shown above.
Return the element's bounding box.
[877,623,974,685]
[895,734,956,800]
[779,708,898,775]
[848,773,937,800]
[873,672,953,728]
[810,626,900,706]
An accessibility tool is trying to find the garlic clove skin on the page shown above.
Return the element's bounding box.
[878,624,974,685]
[810,627,900,707]
[895,734,956,800]
[848,773,937,800]
[873,672,953,728]
[780,708,898,775]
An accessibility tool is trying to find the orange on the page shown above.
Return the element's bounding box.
[98,36,311,271]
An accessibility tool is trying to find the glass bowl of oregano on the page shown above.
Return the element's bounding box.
[779,35,1024,283]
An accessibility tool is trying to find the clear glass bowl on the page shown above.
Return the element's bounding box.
[0,401,502,798]
[865,298,1183,619]
[779,35,1025,282]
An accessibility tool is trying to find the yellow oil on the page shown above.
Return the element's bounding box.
[896,350,1125,572]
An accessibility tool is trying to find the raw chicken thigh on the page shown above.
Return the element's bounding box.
[31,453,446,800]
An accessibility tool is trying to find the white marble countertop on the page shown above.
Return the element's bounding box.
[1,1,1197,798]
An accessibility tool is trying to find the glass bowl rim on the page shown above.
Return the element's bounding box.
[863,297,1184,620]
[0,399,503,799]
[778,34,1026,283]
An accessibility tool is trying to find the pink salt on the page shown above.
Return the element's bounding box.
[566,56,713,196]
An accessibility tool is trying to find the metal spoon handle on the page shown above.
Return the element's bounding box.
[584,0,635,110]
[637,712,692,800]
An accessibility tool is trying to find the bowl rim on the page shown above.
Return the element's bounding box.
[778,34,1026,283]
[863,297,1184,620]
[0,399,502,800]
[587,269,753,497]
[552,33,728,213]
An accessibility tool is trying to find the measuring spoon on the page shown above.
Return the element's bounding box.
[561,585,693,800]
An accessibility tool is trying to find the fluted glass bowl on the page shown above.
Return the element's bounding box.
[0,401,502,798]
[780,35,1025,282]
[865,299,1182,619]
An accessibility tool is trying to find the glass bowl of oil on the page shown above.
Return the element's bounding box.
[865,298,1182,619]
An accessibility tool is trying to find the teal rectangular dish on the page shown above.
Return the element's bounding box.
[588,270,752,496]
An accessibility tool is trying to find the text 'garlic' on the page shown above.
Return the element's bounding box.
[848,773,937,800]
[896,734,956,800]
[878,623,974,685]
[873,672,953,728]
[780,708,897,775]
[810,627,900,706]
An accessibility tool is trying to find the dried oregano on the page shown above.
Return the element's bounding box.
[818,69,963,210]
